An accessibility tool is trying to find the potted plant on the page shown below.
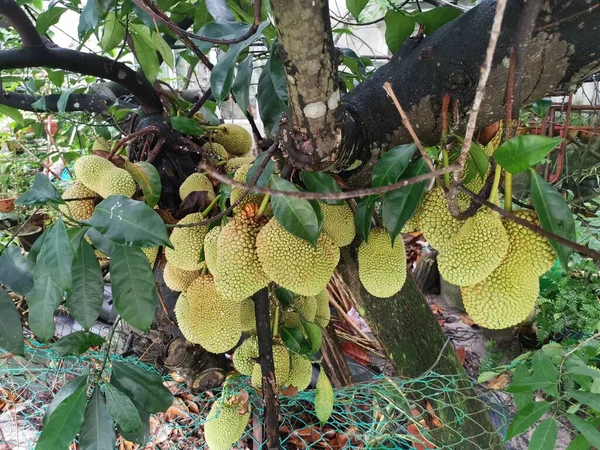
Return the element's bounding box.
[0,158,15,212]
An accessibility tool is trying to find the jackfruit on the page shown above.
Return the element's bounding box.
[74,155,136,198]
[203,226,221,276]
[281,295,317,329]
[163,262,201,292]
[92,137,110,151]
[483,121,503,157]
[213,124,253,156]
[437,208,508,286]
[225,156,255,173]
[102,167,137,198]
[202,142,228,161]
[314,289,331,327]
[286,354,313,391]
[165,213,208,271]
[251,344,290,389]
[229,164,266,215]
[142,246,159,268]
[204,395,251,450]
[240,298,257,333]
[232,336,258,376]
[214,205,269,302]
[503,210,555,276]
[174,275,241,353]
[319,201,355,247]
[256,218,340,296]
[401,214,420,233]
[179,173,216,202]
[418,188,462,250]
[60,181,96,220]
[358,228,407,298]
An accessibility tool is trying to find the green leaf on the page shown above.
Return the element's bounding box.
[477,371,500,383]
[67,238,104,330]
[505,401,552,440]
[26,275,64,342]
[384,11,415,54]
[0,246,34,296]
[15,172,63,206]
[124,161,162,208]
[257,59,286,135]
[0,288,24,356]
[153,32,174,70]
[86,196,171,248]
[275,287,295,306]
[532,352,558,382]
[44,374,88,425]
[35,385,88,450]
[468,142,490,180]
[117,404,150,445]
[415,6,462,33]
[86,228,114,256]
[568,414,600,448]
[232,55,253,114]
[79,388,116,450]
[78,0,99,39]
[301,171,343,206]
[372,144,416,188]
[301,319,323,355]
[57,88,76,113]
[528,418,557,450]
[269,39,287,101]
[347,0,368,20]
[270,177,320,247]
[281,327,312,356]
[506,376,555,393]
[34,219,73,292]
[109,245,157,331]
[245,152,275,188]
[110,361,174,413]
[354,195,378,241]
[495,136,562,174]
[100,12,125,53]
[566,434,591,450]
[530,169,575,269]
[52,331,105,356]
[36,7,67,34]
[46,70,65,88]
[206,0,234,21]
[567,390,600,411]
[130,25,160,82]
[0,105,24,125]
[531,99,552,119]
[103,382,142,433]
[171,116,205,136]
[315,366,334,424]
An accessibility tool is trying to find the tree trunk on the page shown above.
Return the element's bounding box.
[337,246,503,449]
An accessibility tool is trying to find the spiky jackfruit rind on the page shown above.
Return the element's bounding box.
[251,344,290,389]
[256,218,340,296]
[358,228,407,298]
[202,142,228,161]
[60,181,96,220]
[281,295,317,329]
[314,289,331,327]
[418,188,462,250]
[163,262,201,292]
[74,155,136,198]
[232,336,258,376]
[204,396,251,450]
[165,213,208,271]
[179,173,216,202]
[319,201,356,247]
[142,246,159,268]
[103,167,136,198]
[240,298,257,333]
[174,275,241,353]
[438,208,509,286]
[203,226,221,276]
[229,164,267,215]
[225,156,255,173]
[213,124,253,156]
[286,354,313,391]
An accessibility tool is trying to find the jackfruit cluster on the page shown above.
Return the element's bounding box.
[229,164,268,215]
[203,225,221,276]
[287,354,313,391]
[204,394,251,450]
[60,182,96,220]
[251,344,290,390]
[179,173,216,202]
[165,213,209,271]
[280,295,318,329]
[142,246,159,268]
[418,188,462,250]
[202,142,228,161]
[232,336,259,376]
[74,154,136,198]
[358,228,407,298]
[212,124,253,156]
[314,289,331,328]
[239,298,257,333]
[226,156,255,173]
[163,262,202,292]
[319,201,355,247]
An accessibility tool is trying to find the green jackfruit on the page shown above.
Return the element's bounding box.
[281,295,317,329]
[319,201,355,247]
[142,246,159,268]
[213,124,253,156]
[203,226,222,276]
[214,205,270,302]
[240,298,257,333]
[225,156,255,173]
[418,188,462,250]
[60,181,96,220]
[358,228,407,298]
[229,164,266,215]
[74,155,136,198]
[202,142,228,161]
[165,213,208,271]
[204,395,251,450]
[314,289,331,327]
[251,344,290,389]
[232,336,258,376]
[179,173,216,202]
[437,208,508,286]
[401,214,419,234]
[286,354,313,391]
[256,218,340,296]
[163,262,201,292]
[174,275,241,353]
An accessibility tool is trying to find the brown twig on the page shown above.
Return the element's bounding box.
[185,88,212,118]
[109,126,160,159]
[146,137,166,163]
[328,295,374,343]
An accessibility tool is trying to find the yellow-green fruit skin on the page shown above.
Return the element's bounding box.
[225,156,255,173]
[213,124,253,156]
[358,228,407,298]
[142,246,159,268]
[203,226,221,276]
[60,182,96,220]
[256,218,340,296]
[401,214,419,233]
[102,167,136,198]
[286,354,313,391]
[281,295,317,329]
[214,207,269,302]
[204,397,251,450]
[229,164,267,215]
[232,336,258,376]
[251,344,290,389]
[314,289,331,327]
[202,142,228,161]
[163,262,201,292]
[165,213,208,271]
[239,298,257,333]
[437,209,509,287]
[418,188,462,250]
[74,155,136,198]
[319,201,355,247]
[179,173,215,202]
[174,275,241,353]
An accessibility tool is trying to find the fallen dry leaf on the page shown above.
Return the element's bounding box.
[407,423,437,450]
[486,373,510,390]
[430,303,444,315]
[455,347,466,365]
[425,401,443,429]
[339,342,371,366]
[459,315,476,327]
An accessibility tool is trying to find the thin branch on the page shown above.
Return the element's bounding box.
[0,91,125,114]
[0,0,44,47]
[109,126,160,159]
[185,88,212,118]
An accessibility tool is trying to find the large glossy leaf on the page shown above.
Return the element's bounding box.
[495,136,562,174]
[85,228,114,256]
[171,116,205,136]
[33,219,73,292]
[347,0,368,20]
[372,144,416,188]
[506,376,555,393]
[269,39,287,101]
[415,7,462,33]
[44,375,88,425]
[153,32,174,70]
[270,177,320,247]
[245,152,275,188]
[512,364,533,411]
[232,55,253,114]
[354,195,378,242]
[35,385,88,450]
[86,196,171,248]
[568,414,600,448]
[0,245,34,296]
[36,7,67,34]
[79,388,116,450]
[468,142,490,181]
[505,401,552,440]
[281,327,312,357]
[100,12,125,53]
[130,26,159,82]
[124,161,162,208]
[301,319,323,355]
[315,366,334,424]
[530,170,575,269]
[566,434,591,450]
[384,11,415,54]
[531,352,558,382]
[109,245,157,331]
[52,331,105,356]
[26,275,63,342]
[301,171,343,206]
[15,173,63,206]
[67,238,104,330]
[528,418,557,450]
[0,288,24,355]
[206,0,234,21]
[104,382,142,433]
[28,227,49,264]
[110,361,173,413]
[257,59,286,135]
[567,390,600,411]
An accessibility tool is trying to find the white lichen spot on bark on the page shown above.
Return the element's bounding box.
[118,70,127,80]
[327,91,340,110]
[303,102,327,119]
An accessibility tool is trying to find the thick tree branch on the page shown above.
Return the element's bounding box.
[0,91,132,114]
[0,0,44,47]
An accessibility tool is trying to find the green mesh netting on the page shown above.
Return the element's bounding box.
[0,338,509,449]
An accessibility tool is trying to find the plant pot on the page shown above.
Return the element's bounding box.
[9,224,43,252]
[0,196,16,213]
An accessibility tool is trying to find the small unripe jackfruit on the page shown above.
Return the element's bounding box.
[204,395,251,450]
[240,298,257,333]
[225,156,255,173]
[251,344,290,389]
[163,262,201,292]
[314,289,331,327]
[418,188,462,250]
[232,336,258,376]
[256,218,340,296]
[165,213,208,271]
[203,226,221,276]
[319,201,355,247]
[286,354,313,391]
[142,246,159,268]
[74,155,135,198]
[60,181,96,220]
[358,228,407,298]
[179,173,215,202]
[229,164,266,215]
[213,124,253,156]
[202,142,228,161]
[281,295,317,329]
